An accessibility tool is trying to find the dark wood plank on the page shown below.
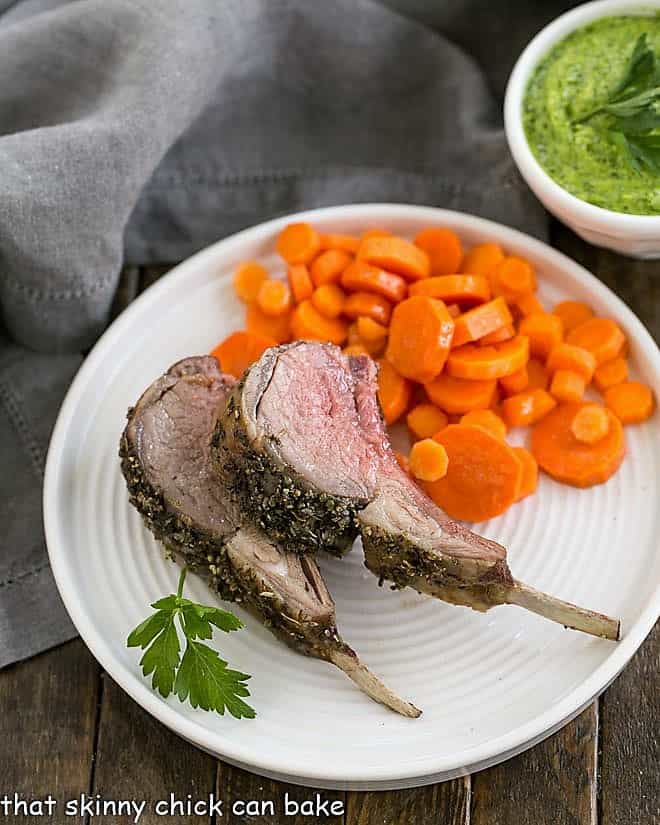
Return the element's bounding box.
[110,265,140,320]
[600,622,660,825]
[346,778,469,825]
[219,765,345,824]
[471,704,598,825]
[139,264,174,294]
[90,673,217,824]
[0,640,100,818]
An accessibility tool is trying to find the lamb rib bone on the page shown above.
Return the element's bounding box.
[214,342,620,641]
[119,355,420,717]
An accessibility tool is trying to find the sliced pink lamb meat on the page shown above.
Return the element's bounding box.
[119,355,420,717]
[215,342,619,641]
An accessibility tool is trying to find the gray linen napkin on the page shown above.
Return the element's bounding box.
[0,0,551,668]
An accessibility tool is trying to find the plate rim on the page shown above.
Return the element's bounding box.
[43,203,660,788]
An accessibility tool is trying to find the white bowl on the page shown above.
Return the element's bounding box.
[504,0,660,259]
[44,204,660,789]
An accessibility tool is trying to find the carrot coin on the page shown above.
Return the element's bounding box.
[604,381,655,424]
[276,222,321,264]
[210,330,276,378]
[386,296,455,383]
[446,336,529,380]
[413,228,463,276]
[358,235,430,281]
[566,317,626,365]
[378,359,412,424]
[425,373,497,414]
[425,424,521,521]
[531,402,625,487]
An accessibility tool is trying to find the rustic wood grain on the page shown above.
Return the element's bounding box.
[218,765,345,824]
[551,225,659,825]
[140,264,174,293]
[0,640,99,818]
[346,777,469,825]
[471,704,598,825]
[600,622,660,825]
[110,266,140,320]
[90,673,217,824]
[1,234,656,825]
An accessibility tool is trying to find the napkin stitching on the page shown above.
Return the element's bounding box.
[2,272,117,303]
[0,376,44,480]
[146,167,473,188]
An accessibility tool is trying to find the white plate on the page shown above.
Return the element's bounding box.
[44,204,660,790]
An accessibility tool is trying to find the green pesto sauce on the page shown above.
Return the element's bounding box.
[523,15,660,215]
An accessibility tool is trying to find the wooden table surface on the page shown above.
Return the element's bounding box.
[1,222,658,825]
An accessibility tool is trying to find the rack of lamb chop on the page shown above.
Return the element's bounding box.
[213,342,620,641]
[119,355,420,718]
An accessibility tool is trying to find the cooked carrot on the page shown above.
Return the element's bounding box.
[290,299,348,346]
[447,303,461,318]
[407,403,449,441]
[512,447,538,501]
[377,359,412,424]
[531,402,625,487]
[319,233,360,254]
[345,322,381,355]
[256,279,291,317]
[500,365,529,395]
[570,404,610,444]
[518,312,563,359]
[425,374,497,414]
[409,274,490,307]
[233,260,268,303]
[566,317,626,366]
[344,292,392,326]
[311,284,346,319]
[343,343,371,357]
[210,330,276,379]
[276,222,321,264]
[593,357,628,392]
[515,292,544,318]
[413,228,463,277]
[425,424,521,520]
[361,228,392,240]
[546,343,596,382]
[527,358,550,391]
[310,248,353,287]
[604,381,655,424]
[386,296,454,383]
[395,451,411,475]
[460,409,507,440]
[287,264,314,303]
[460,242,504,277]
[341,260,407,303]
[346,322,361,346]
[358,236,430,281]
[451,297,513,348]
[447,336,529,380]
[480,323,515,345]
[409,438,449,482]
[550,369,586,403]
[553,300,594,334]
[500,388,557,428]
[491,256,536,299]
[246,302,291,343]
[357,316,388,346]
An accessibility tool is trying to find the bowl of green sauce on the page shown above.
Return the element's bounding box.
[505,0,660,258]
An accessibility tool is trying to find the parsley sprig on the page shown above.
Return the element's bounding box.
[127,567,255,719]
[575,34,660,173]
